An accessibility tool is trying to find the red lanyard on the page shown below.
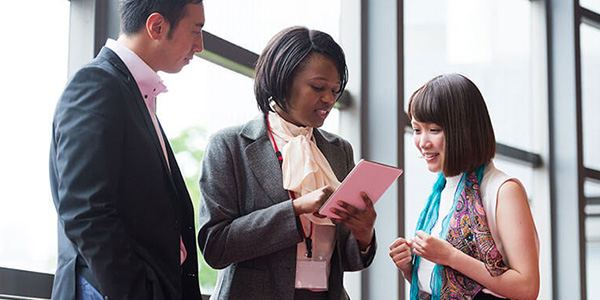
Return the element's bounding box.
[266,114,313,258]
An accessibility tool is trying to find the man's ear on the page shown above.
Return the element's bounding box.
[146,12,168,40]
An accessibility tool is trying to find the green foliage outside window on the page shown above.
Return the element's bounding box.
[170,126,218,293]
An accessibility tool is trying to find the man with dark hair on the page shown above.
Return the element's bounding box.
[49,1,204,299]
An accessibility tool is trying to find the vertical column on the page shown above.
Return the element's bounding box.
[68,0,119,77]
[339,1,363,298]
[547,0,586,299]
[359,0,405,299]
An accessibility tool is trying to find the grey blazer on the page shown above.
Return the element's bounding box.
[198,115,376,300]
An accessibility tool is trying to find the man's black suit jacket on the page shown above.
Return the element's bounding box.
[49,47,201,299]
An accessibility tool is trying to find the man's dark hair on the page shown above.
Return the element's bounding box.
[119,0,203,38]
[254,26,348,114]
[408,73,496,177]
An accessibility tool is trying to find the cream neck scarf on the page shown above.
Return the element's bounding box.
[268,112,341,199]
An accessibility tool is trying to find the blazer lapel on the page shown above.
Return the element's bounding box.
[100,47,176,184]
[314,129,346,182]
[242,115,289,204]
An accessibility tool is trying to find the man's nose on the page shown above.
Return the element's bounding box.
[193,35,204,54]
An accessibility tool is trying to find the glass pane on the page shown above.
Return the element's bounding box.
[0,1,70,273]
[203,0,341,54]
[581,24,600,171]
[585,179,600,198]
[405,0,533,151]
[581,0,600,14]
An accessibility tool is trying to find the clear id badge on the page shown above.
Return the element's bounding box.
[295,260,328,289]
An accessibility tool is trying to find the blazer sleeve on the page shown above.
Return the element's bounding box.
[197,131,303,269]
[52,65,159,299]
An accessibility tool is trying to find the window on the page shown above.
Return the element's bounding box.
[581,21,600,300]
[581,24,600,171]
[203,0,341,54]
[0,1,70,273]
[405,0,533,151]
[581,0,600,13]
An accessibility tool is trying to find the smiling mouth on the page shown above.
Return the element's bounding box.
[423,153,439,160]
[316,109,330,119]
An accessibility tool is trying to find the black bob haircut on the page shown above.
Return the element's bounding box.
[254,26,348,114]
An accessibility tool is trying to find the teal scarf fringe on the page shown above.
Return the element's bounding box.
[409,166,485,300]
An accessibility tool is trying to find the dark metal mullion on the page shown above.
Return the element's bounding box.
[0,267,53,299]
[196,31,259,78]
[580,6,600,29]
[575,2,588,298]
[495,143,544,168]
[575,4,589,300]
[584,167,600,182]
[359,1,370,299]
[396,0,406,298]
[587,197,600,205]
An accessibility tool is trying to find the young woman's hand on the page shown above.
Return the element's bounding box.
[411,230,458,266]
[329,192,376,250]
[389,237,414,281]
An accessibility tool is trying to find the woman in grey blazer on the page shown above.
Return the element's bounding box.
[197,26,377,300]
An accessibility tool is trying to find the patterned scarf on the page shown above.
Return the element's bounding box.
[410,165,508,300]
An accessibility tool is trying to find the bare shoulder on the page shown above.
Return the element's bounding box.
[497,179,527,203]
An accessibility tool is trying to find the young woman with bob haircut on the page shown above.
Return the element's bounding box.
[198,26,376,300]
[389,74,540,300]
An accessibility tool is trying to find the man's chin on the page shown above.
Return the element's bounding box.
[163,65,185,74]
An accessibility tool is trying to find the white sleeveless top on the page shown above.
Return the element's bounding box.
[417,161,516,296]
